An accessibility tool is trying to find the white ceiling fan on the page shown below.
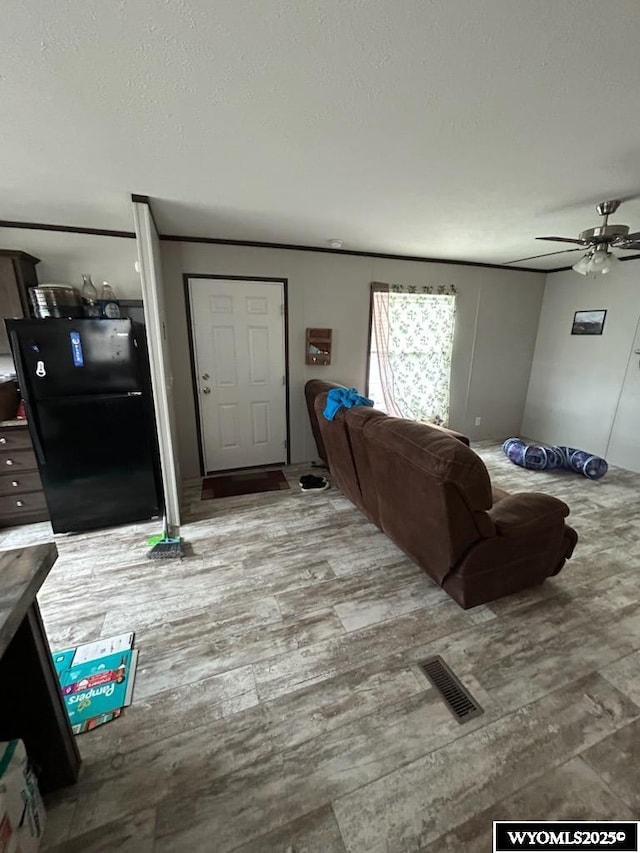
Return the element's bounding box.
[508,200,640,274]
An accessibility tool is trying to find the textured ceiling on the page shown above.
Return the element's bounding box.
[3,0,640,269]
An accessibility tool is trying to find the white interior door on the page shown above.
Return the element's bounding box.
[607,316,640,473]
[188,278,287,472]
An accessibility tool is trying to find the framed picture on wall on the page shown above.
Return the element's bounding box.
[571,309,607,336]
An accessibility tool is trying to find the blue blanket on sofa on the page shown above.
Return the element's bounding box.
[323,388,373,421]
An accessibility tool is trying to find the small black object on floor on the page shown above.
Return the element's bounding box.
[299,474,330,492]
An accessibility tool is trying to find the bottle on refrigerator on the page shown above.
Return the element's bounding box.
[98,282,121,319]
[81,274,101,318]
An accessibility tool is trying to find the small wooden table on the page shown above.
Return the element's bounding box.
[0,544,80,792]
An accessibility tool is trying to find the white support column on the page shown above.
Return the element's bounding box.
[132,199,181,537]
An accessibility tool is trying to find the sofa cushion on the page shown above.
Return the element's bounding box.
[344,406,389,526]
[305,379,347,463]
[361,417,495,584]
[313,394,365,512]
[364,417,493,512]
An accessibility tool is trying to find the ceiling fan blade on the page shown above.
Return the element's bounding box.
[536,236,588,245]
[617,242,640,251]
[618,231,640,242]
[506,248,587,264]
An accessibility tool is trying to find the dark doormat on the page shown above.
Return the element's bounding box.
[201,468,290,499]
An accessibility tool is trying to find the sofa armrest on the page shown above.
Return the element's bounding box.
[491,485,511,504]
[421,421,470,446]
[487,492,570,538]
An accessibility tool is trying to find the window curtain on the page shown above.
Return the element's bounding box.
[370,282,457,425]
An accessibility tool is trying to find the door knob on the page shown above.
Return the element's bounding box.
[6,459,13,466]
[16,500,23,507]
[202,387,211,394]
[202,373,210,380]
[0,438,6,444]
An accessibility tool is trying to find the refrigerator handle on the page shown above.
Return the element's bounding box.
[25,401,47,466]
[9,329,47,466]
[9,328,31,404]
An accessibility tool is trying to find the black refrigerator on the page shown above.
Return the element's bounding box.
[6,318,162,533]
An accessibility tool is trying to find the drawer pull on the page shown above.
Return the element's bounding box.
[15,500,23,507]
[11,481,18,487]
[6,459,13,466]
[0,438,6,445]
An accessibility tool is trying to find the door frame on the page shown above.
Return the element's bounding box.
[183,274,291,476]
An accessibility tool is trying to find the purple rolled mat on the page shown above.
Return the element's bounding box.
[502,438,607,480]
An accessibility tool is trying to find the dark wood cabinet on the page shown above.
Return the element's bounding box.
[0,421,49,526]
[0,250,39,354]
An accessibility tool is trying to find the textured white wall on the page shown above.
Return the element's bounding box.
[0,227,141,298]
[161,242,545,477]
[522,260,640,458]
[0,228,547,472]
[0,227,142,375]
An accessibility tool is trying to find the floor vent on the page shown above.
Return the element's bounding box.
[418,655,483,723]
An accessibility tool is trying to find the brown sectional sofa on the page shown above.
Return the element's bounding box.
[305,380,577,609]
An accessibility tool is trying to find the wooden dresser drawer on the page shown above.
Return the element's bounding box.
[0,428,33,452]
[0,422,48,525]
[0,449,38,473]
[0,471,43,496]
[0,490,47,518]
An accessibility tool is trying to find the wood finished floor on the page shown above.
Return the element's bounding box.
[2,443,640,851]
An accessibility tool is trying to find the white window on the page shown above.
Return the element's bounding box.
[367,283,456,425]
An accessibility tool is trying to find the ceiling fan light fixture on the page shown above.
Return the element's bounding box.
[600,251,620,275]
[589,249,610,271]
[571,248,619,276]
[572,253,592,275]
